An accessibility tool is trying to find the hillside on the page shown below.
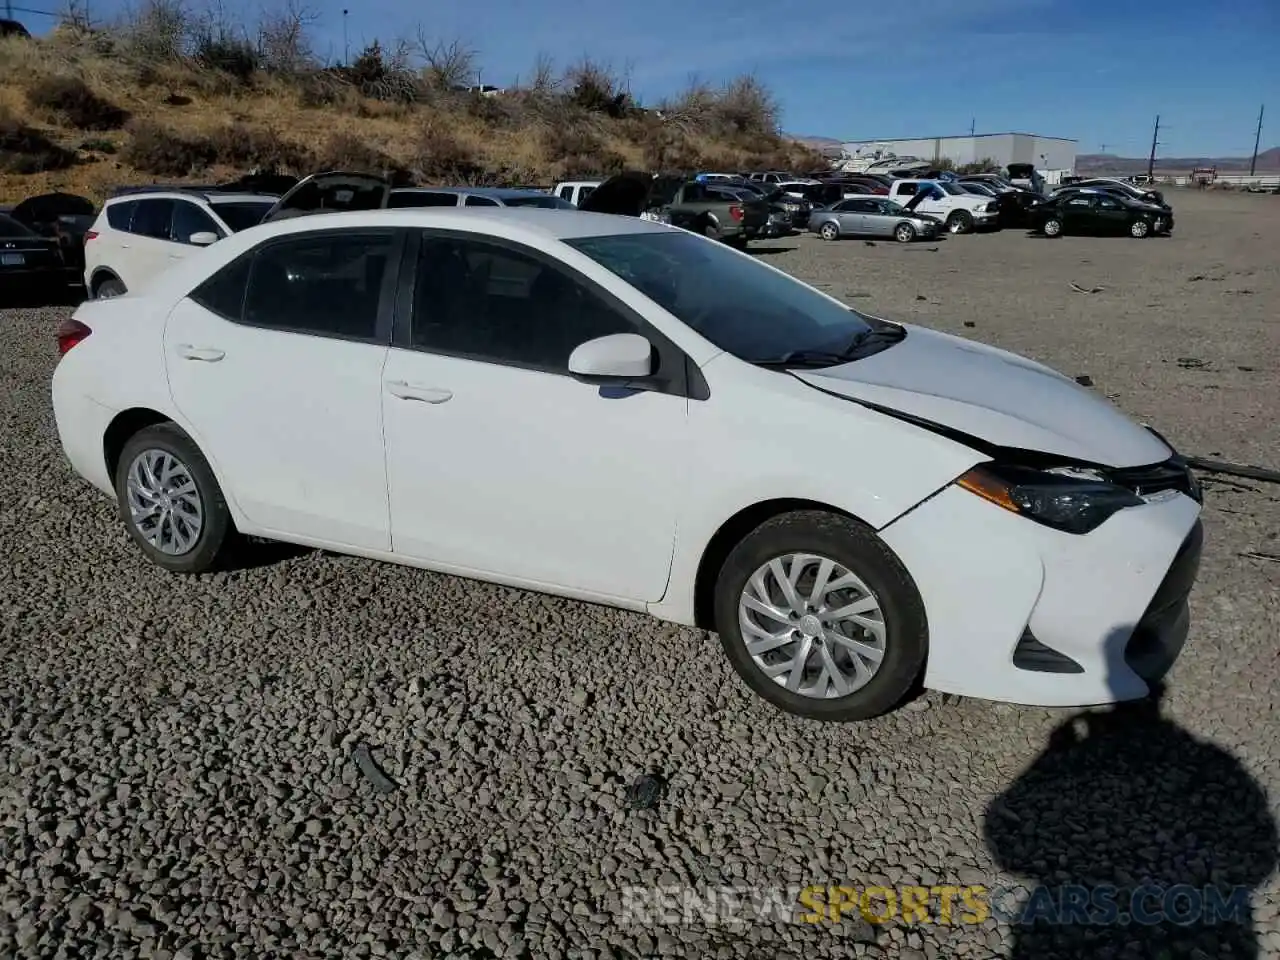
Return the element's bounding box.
[1077,148,1280,175]
[0,20,825,205]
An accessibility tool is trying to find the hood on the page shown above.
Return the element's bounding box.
[792,325,1172,468]
[11,192,95,226]
[260,171,391,223]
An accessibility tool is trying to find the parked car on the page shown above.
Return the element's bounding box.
[50,207,1204,722]
[1058,177,1166,207]
[808,197,941,243]
[956,175,1040,226]
[747,171,795,185]
[1031,190,1174,238]
[388,187,576,210]
[1,211,79,303]
[581,173,768,247]
[85,189,278,298]
[552,181,603,207]
[1006,163,1046,194]
[887,180,1000,233]
[7,191,96,276]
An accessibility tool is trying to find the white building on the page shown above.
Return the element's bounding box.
[840,133,1077,179]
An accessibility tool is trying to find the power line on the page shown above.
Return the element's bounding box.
[8,4,60,14]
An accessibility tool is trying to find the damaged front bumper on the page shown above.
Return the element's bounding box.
[878,477,1203,707]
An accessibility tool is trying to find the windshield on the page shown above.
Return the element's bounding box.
[567,231,874,361]
[502,195,575,209]
[883,201,907,214]
[212,200,275,232]
[939,182,965,195]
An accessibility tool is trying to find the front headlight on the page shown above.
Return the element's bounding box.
[955,463,1144,534]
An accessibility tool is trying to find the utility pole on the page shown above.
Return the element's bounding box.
[1146,114,1160,179]
[1249,104,1265,177]
[342,9,349,66]
[970,117,975,137]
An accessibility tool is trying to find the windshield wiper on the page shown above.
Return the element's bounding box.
[749,325,907,369]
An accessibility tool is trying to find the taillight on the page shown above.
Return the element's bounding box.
[729,205,744,221]
[84,231,98,242]
[56,319,92,355]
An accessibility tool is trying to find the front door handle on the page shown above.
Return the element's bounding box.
[176,344,225,362]
[385,380,452,403]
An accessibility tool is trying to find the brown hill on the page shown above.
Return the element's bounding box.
[0,20,824,204]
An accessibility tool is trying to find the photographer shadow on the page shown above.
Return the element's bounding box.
[984,672,1277,959]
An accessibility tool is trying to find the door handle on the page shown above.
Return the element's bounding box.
[176,344,225,362]
[385,380,452,403]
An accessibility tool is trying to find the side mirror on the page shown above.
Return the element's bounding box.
[188,231,219,246]
[568,332,655,380]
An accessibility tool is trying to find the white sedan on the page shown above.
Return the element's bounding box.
[50,208,1204,721]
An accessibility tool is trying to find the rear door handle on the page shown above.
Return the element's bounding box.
[385,380,452,403]
[176,344,225,362]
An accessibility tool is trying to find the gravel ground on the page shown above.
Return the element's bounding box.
[2,187,1278,959]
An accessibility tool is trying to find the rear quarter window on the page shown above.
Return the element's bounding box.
[106,200,138,231]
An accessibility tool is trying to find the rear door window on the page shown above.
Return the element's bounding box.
[464,195,501,207]
[388,192,460,208]
[131,199,175,240]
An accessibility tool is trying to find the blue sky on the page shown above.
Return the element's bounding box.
[28,0,1279,156]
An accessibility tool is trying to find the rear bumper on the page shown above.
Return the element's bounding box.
[51,366,118,497]
[879,483,1203,707]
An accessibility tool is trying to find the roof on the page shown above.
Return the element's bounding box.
[271,207,673,241]
[391,186,552,198]
[842,132,1079,144]
[106,188,277,204]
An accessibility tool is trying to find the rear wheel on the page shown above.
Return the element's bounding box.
[713,510,927,721]
[702,221,722,242]
[114,423,235,573]
[1043,217,1063,238]
[946,210,973,234]
[96,277,126,299]
[1130,218,1150,238]
[893,222,916,243]
[819,221,840,241]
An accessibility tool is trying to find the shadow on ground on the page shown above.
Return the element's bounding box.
[985,678,1277,959]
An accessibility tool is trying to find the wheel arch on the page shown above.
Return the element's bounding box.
[103,407,174,484]
[89,267,123,296]
[691,498,863,630]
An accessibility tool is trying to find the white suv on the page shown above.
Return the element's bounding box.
[84,190,276,298]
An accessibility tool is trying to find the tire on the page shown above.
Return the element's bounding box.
[1042,217,1063,238]
[1130,219,1150,238]
[946,210,973,234]
[113,422,236,573]
[702,221,722,241]
[96,277,126,299]
[712,510,928,722]
[819,221,840,241]
[893,222,916,243]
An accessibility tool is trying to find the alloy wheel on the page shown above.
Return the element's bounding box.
[895,224,914,243]
[125,448,204,555]
[820,222,839,241]
[1044,218,1062,237]
[1131,219,1150,238]
[737,553,886,700]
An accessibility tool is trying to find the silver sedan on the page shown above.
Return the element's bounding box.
[808,198,941,243]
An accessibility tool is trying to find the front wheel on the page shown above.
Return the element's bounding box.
[712,510,928,721]
[819,221,840,241]
[946,210,974,234]
[894,222,916,243]
[1130,218,1151,238]
[114,423,236,573]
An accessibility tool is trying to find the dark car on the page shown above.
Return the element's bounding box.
[0,212,79,304]
[9,192,96,275]
[1041,184,1175,220]
[957,175,1039,226]
[1031,190,1174,238]
[1063,177,1166,207]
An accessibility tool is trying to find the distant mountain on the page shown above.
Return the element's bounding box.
[1077,147,1279,174]
[789,134,844,148]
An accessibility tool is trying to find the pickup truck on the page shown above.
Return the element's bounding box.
[579,173,769,247]
[886,179,1000,233]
